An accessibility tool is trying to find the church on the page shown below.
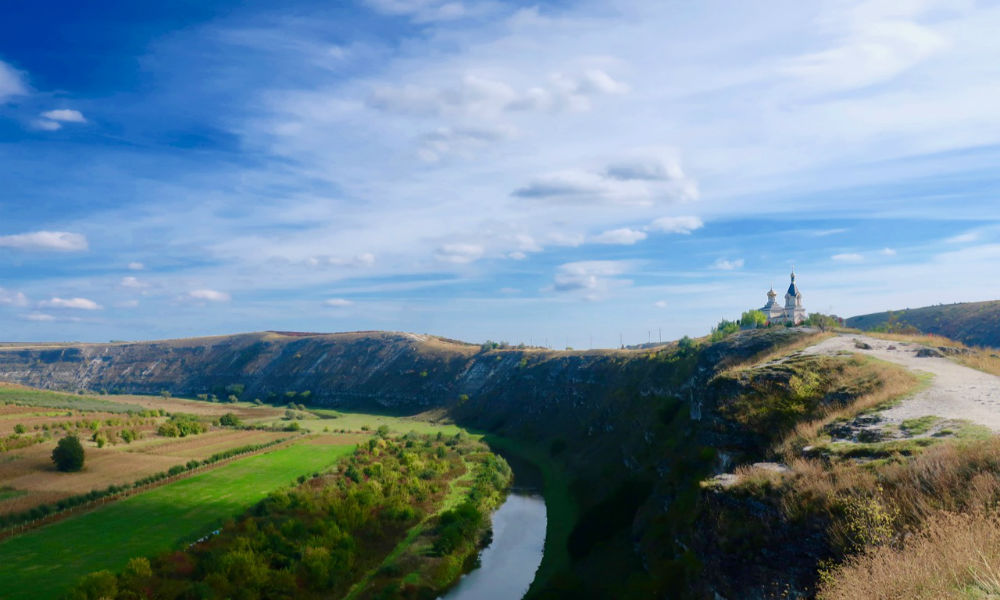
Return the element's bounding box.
[760,271,806,325]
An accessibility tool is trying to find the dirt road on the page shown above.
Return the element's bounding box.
[801,334,1000,431]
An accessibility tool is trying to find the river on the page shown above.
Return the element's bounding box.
[440,490,547,600]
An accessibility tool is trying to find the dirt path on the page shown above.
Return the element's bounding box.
[801,334,1000,432]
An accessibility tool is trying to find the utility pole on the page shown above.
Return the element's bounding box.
[619,333,623,349]
[659,328,662,343]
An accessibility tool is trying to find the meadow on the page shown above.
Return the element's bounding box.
[0,441,358,600]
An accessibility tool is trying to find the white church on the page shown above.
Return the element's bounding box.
[760,271,806,325]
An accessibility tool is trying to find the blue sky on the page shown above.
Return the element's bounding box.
[1,0,999,346]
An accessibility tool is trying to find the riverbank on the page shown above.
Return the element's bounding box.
[483,434,577,597]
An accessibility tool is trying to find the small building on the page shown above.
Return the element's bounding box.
[761,271,806,325]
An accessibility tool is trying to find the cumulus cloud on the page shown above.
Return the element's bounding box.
[592,227,647,245]
[551,260,632,297]
[434,243,484,264]
[0,288,28,307]
[0,231,88,252]
[35,109,86,131]
[127,262,145,270]
[368,70,627,118]
[188,289,231,302]
[0,60,27,102]
[42,109,86,123]
[881,247,897,256]
[712,258,745,270]
[323,298,353,307]
[515,154,697,206]
[40,297,102,310]
[831,252,865,262]
[647,216,704,234]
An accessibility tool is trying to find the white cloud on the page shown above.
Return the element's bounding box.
[116,300,140,308]
[0,231,89,252]
[434,243,484,264]
[323,298,353,307]
[0,60,27,102]
[551,260,632,296]
[306,253,376,268]
[947,231,979,243]
[188,289,231,302]
[40,297,102,310]
[514,155,698,206]
[647,216,704,234]
[368,70,628,118]
[416,125,515,162]
[41,109,86,123]
[712,258,745,270]
[120,276,147,289]
[127,262,146,270]
[832,252,865,262]
[0,288,28,307]
[24,312,55,322]
[653,300,668,309]
[33,119,63,131]
[592,227,647,245]
[881,247,897,256]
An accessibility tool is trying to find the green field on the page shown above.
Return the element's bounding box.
[291,408,466,436]
[0,385,142,413]
[0,441,356,600]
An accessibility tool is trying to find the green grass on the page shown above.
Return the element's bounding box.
[0,386,142,413]
[901,416,941,436]
[287,408,466,436]
[0,485,26,502]
[0,441,355,600]
[483,434,576,597]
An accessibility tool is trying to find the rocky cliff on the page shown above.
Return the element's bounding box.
[0,327,826,599]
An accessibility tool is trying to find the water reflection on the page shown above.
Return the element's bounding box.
[441,492,547,600]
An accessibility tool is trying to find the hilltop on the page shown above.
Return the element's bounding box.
[847,300,1000,348]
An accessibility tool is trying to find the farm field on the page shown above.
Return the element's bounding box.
[0,440,360,600]
[294,407,467,436]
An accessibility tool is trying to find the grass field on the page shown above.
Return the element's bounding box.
[290,408,467,436]
[0,383,143,413]
[0,440,357,600]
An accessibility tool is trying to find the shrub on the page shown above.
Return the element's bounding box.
[13,423,25,434]
[52,435,85,472]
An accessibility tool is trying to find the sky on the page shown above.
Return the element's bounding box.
[1,0,999,347]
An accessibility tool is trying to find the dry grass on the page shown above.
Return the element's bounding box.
[855,330,965,348]
[818,510,1000,600]
[723,330,835,374]
[957,350,1000,378]
[735,437,1000,556]
[775,357,924,460]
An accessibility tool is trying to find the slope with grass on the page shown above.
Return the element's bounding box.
[847,300,1000,348]
[0,441,356,600]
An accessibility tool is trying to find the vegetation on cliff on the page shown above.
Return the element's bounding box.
[847,300,1000,348]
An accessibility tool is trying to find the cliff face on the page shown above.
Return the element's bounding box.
[0,327,823,599]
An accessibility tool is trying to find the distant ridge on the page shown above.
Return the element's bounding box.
[847,300,1000,348]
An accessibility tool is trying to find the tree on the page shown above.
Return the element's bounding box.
[740,309,768,329]
[13,424,25,434]
[219,413,242,427]
[52,435,85,472]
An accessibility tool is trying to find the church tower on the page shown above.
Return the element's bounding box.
[783,270,806,325]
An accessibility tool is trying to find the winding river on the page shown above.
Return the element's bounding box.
[441,490,547,600]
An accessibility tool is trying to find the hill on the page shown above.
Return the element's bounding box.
[847,300,1000,348]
